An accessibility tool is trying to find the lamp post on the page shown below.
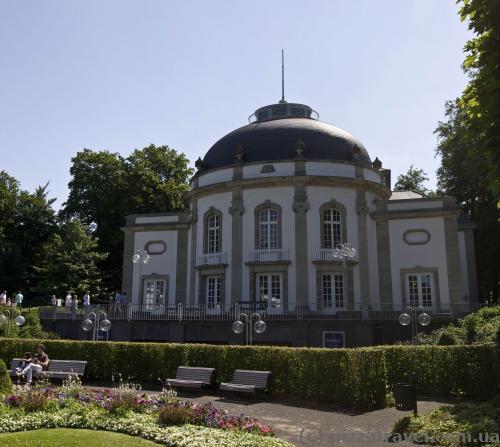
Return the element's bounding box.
[132,249,150,308]
[332,242,357,313]
[398,306,431,344]
[82,311,111,341]
[232,312,266,345]
[0,309,25,336]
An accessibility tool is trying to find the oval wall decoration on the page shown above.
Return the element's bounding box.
[144,240,167,255]
[403,229,431,245]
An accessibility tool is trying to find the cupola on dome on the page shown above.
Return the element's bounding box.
[200,100,371,171]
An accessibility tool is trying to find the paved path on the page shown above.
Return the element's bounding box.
[85,384,446,446]
[185,395,444,446]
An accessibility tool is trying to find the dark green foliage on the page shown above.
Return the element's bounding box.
[394,165,434,197]
[392,398,500,446]
[435,0,500,302]
[0,340,498,409]
[435,330,459,346]
[62,145,193,288]
[382,344,499,398]
[0,359,13,396]
[0,339,387,410]
[496,323,500,345]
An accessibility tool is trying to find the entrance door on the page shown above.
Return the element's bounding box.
[256,273,282,314]
[143,278,167,311]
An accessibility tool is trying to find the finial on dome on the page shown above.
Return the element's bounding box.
[279,49,287,104]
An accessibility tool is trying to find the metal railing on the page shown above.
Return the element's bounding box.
[312,248,342,262]
[197,252,227,266]
[39,301,485,322]
[247,249,290,263]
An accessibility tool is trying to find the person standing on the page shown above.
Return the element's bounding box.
[15,290,23,308]
[71,294,78,320]
[65,293,72,311]
[83,291,91,314]
[0,291,6,306]
[113,290,121,313]
[50,295,57,307]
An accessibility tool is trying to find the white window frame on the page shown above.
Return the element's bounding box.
[322,208,342,249]
[405,272,435,309]
[322,331,345,348]
[207,214,221,254]
[321,273,345,312]
[206,276,223,313]
[142,278,167,309]
[256,273,282,314]
[259,209,279,250]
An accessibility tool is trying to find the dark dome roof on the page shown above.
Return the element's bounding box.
[202,115,371,171]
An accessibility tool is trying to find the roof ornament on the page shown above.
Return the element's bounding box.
[195,157,205,171]
[295,138,305,157]
[352,145,361,162]
[372,157,382,170]
[234,144,245,162]
[279,49,287,104]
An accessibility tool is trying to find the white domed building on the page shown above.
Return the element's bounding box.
[120,99,479,347]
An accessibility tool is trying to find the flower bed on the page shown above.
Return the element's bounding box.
[0,380,291,447]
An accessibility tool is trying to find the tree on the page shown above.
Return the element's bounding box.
[33,219,108,298]
[62,145,193,288]
[434,0,500,302]
[394,165,433,196]
[458,0,500,201]
[0,175,57,294]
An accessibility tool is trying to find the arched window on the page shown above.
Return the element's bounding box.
[203,208,222,254]
[259,208,279,249]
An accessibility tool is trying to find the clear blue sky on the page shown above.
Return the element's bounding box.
[0,0,471,207]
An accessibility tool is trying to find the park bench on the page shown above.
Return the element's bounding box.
[219,369,272,398]
[166,366,215,393]
[9,358,87,381]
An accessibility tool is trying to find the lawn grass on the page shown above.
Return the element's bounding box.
[0,428,162,446]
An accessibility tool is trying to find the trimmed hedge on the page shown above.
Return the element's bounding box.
[0,339,497,408]
[381,344,499,398]
[0,360,12,396]
[0,338,386,410]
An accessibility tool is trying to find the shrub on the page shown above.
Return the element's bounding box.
[382,344,499,398]
[159,405,195,426]
[0,360,12,396]
[435,330,459,345]
[0,339,498,409]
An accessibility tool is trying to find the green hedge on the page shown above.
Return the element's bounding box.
[0,339,497,409]
[382,344,499,398]
[0,338,387,410]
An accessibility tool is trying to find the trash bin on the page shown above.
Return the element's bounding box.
[393,383,416,412]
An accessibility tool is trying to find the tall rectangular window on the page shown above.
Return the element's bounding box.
[257,273,282,310]
[206,276,222,309]
[323,208,342,249]
[321,273,344,309]
[207,214,221,253]
[259,209,279,249]
[405,272,434,308]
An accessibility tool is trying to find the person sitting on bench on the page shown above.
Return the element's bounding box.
[16,352,32,374]
[19,344,50,385]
